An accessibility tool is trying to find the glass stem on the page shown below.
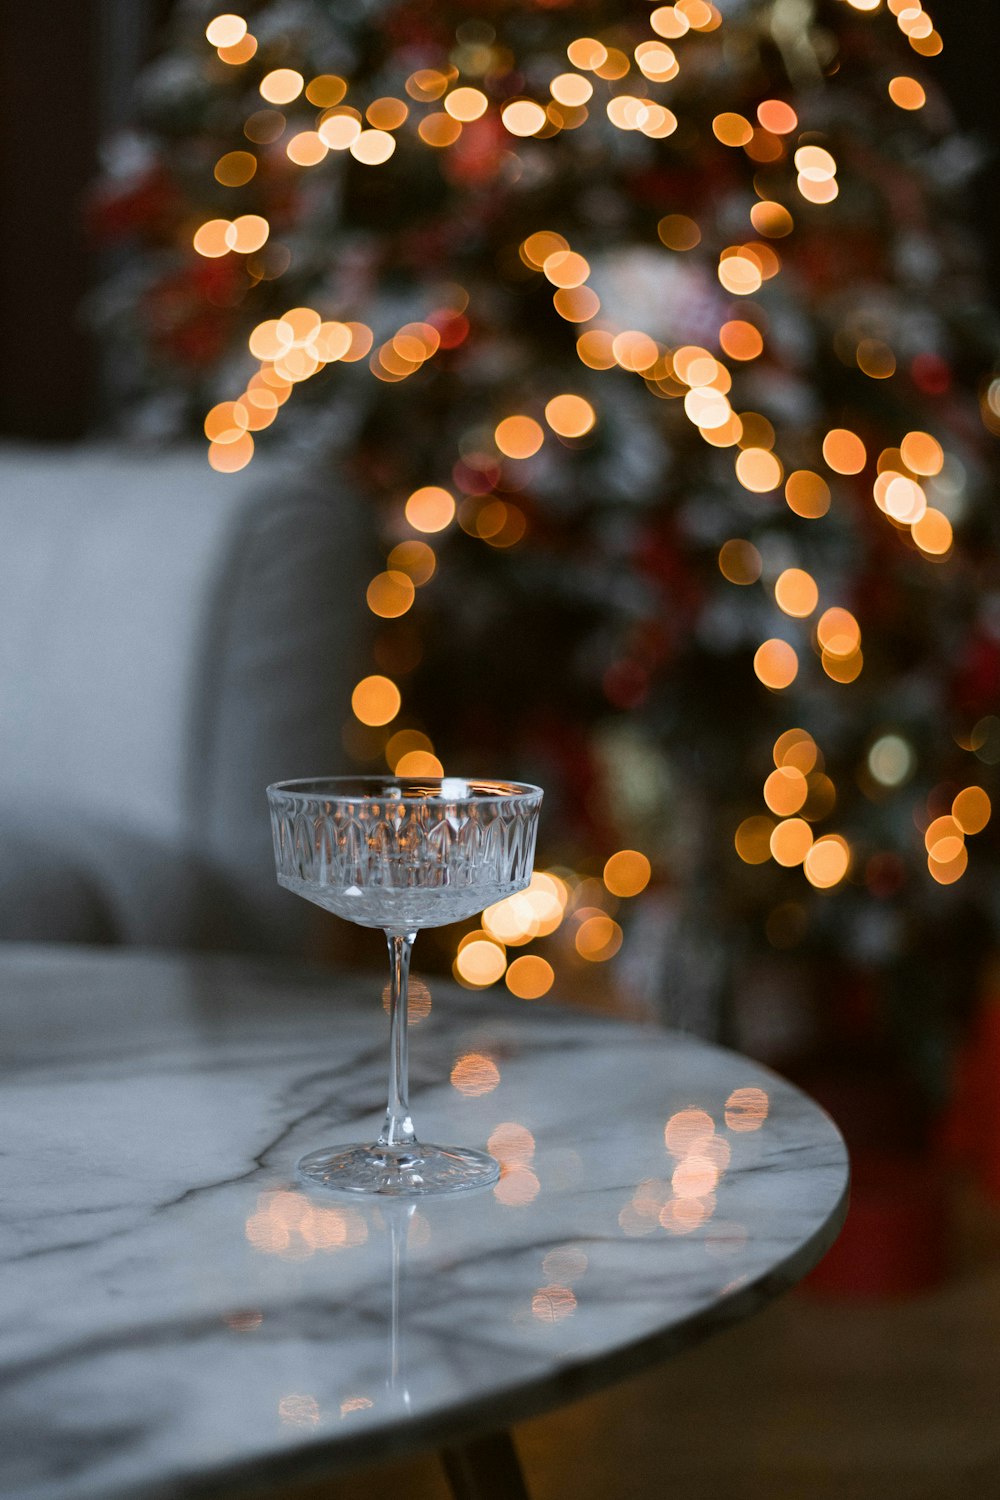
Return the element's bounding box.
[379,931,418,1151]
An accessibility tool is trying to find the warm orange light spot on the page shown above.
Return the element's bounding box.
[774,567,819,618]
[521,231,568,268]
[405,69,449,102]
[363,97,406,131]
[735,815,775,864]
[495,415,544,459]
[278,306,320,345]
[502,100,547,137]
[794,144,837,181]
[889,75,926,110]
[736,447,783,492]
[593,46,631,81]
[543,250,590,289]
[679,0,716,29]
[822,428,867,475]
[664,1108,714,1157]
[341,323,374,362]
[204,400,249,443]
[488,1122,536,1168]
[657,214,701,251]
[218,34,257,64]
[924,815,964,863]
[545,394,596,438]
[351,130,395,164]
[797,175,839,204]
[659,1197,710,1235]
[319,113,362,150]
[260,68,304,104]
[603,850,651,898]
[208,433,254,472]
[757,99,797,134]
[506,955,555,999]
[928,845,968,885]
[228,214,268,253]
[804,835,850,889]
[738,413,775,451]
[856,340,896,379]
[717,539,761,586]
[952,787,991,836]
[351,675,401,726]
[416,112,460,147]
[381,974,432,1024]
[910,28,943,56]
[770,818,813,867]
[385,729,433,768]
[822,649,863,683]
[286,130,328,166]
[576,330,616,370]
[214,150,257,186]
[764,766,808,816]
[900,430,944,476]
[393,323,440,363]
[450,1050,501,1092]
[718,321,762,362]
[550,73,593,107]
[650,5,690,38]
[395,750,443,777]
[718,254,763,296]
[725,1087,769,1131]
[754,640,798,691]
[567,37,607,69]
[405,486,455,533]
[553,286,600,323]
[385,542,434,589]
[750,200,793,238]
[306,74,347,106]
[672,1155,720,1199]
[494,1166,540,1206]
[684,387,732,429]
[612,331,659,373]
[784,469,831,519]
[206,13,247,47]
[817,606,861,658]
[713,112,753,147]
[193,219,232,258]
[443,86,488,121]
[774,728,818,772]
[249,321,292,364]
[575,914,622,962]
[309,321,350,362]
[634,42,678,82]
[366,570,415,619]
[532,1284,577,1322]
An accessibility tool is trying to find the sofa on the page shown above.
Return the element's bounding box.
[0,443,368,954]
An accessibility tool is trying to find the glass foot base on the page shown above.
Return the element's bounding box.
[296,1142,500,1196]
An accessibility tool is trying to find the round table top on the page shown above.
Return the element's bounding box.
[0,945,848,1500]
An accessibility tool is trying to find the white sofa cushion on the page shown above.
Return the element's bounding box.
[0,444,368,951]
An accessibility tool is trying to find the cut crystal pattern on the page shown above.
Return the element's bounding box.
[267,778,542,930]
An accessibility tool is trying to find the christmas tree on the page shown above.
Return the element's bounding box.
[93,0,999,1087]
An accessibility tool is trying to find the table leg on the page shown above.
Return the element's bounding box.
[440,1429,532,1500]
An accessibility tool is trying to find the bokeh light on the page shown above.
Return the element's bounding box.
[405,486,456,532]
[603,850,652,897]
[754,640,798,690]
[506,956,555,999]
[351,675,401,726]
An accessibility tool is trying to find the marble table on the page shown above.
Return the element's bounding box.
[0,945,848,1500]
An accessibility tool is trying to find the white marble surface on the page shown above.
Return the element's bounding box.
[0,945,848,1500]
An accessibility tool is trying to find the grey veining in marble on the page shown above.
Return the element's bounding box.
[0,946,848,1500]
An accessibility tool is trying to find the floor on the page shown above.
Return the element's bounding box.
[269,1182,1000,1500]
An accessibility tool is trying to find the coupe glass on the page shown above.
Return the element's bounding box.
[267,776,542,1196]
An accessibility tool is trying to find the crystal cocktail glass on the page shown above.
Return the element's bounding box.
[267,776,542,1195]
